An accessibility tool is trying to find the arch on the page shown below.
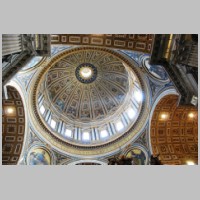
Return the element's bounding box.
[148,88,179,154]
[150,94,198,165]
[2,86,25,165]
[64,160,107,165]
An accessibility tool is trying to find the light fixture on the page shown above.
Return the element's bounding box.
[100,130,108,138]
[160,113,168,120]
[6,107,14,114]
[65,129,72,138]
[188,113,195,118]
[115,121,124,132]
[186,161,195,165]
[82,132,90,141]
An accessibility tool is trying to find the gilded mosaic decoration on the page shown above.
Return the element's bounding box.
[26,147,51,165]
[126,147,147,165]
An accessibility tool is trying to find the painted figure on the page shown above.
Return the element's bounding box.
[29,150,49,165]
[127,148,146,165]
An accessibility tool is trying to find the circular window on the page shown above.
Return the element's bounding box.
[75,63,98,83]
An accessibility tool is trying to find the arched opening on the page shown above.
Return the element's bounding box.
[150,95,198,165]
[2,86,25,165]
[64,160,107,165]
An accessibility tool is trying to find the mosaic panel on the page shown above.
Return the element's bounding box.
[125,148,147,165]
[26,147,51,165]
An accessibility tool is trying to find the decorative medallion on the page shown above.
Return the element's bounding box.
[125,147,147,165]
[26,146,52,165]
[142,55,169,82]
[75,63,97,83]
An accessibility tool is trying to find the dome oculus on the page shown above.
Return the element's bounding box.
[80,67,92,78]
[75,63,97,83]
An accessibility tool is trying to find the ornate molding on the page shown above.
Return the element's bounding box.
[51,34,154,53]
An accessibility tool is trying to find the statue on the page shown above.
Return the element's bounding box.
[150,154,162,165]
